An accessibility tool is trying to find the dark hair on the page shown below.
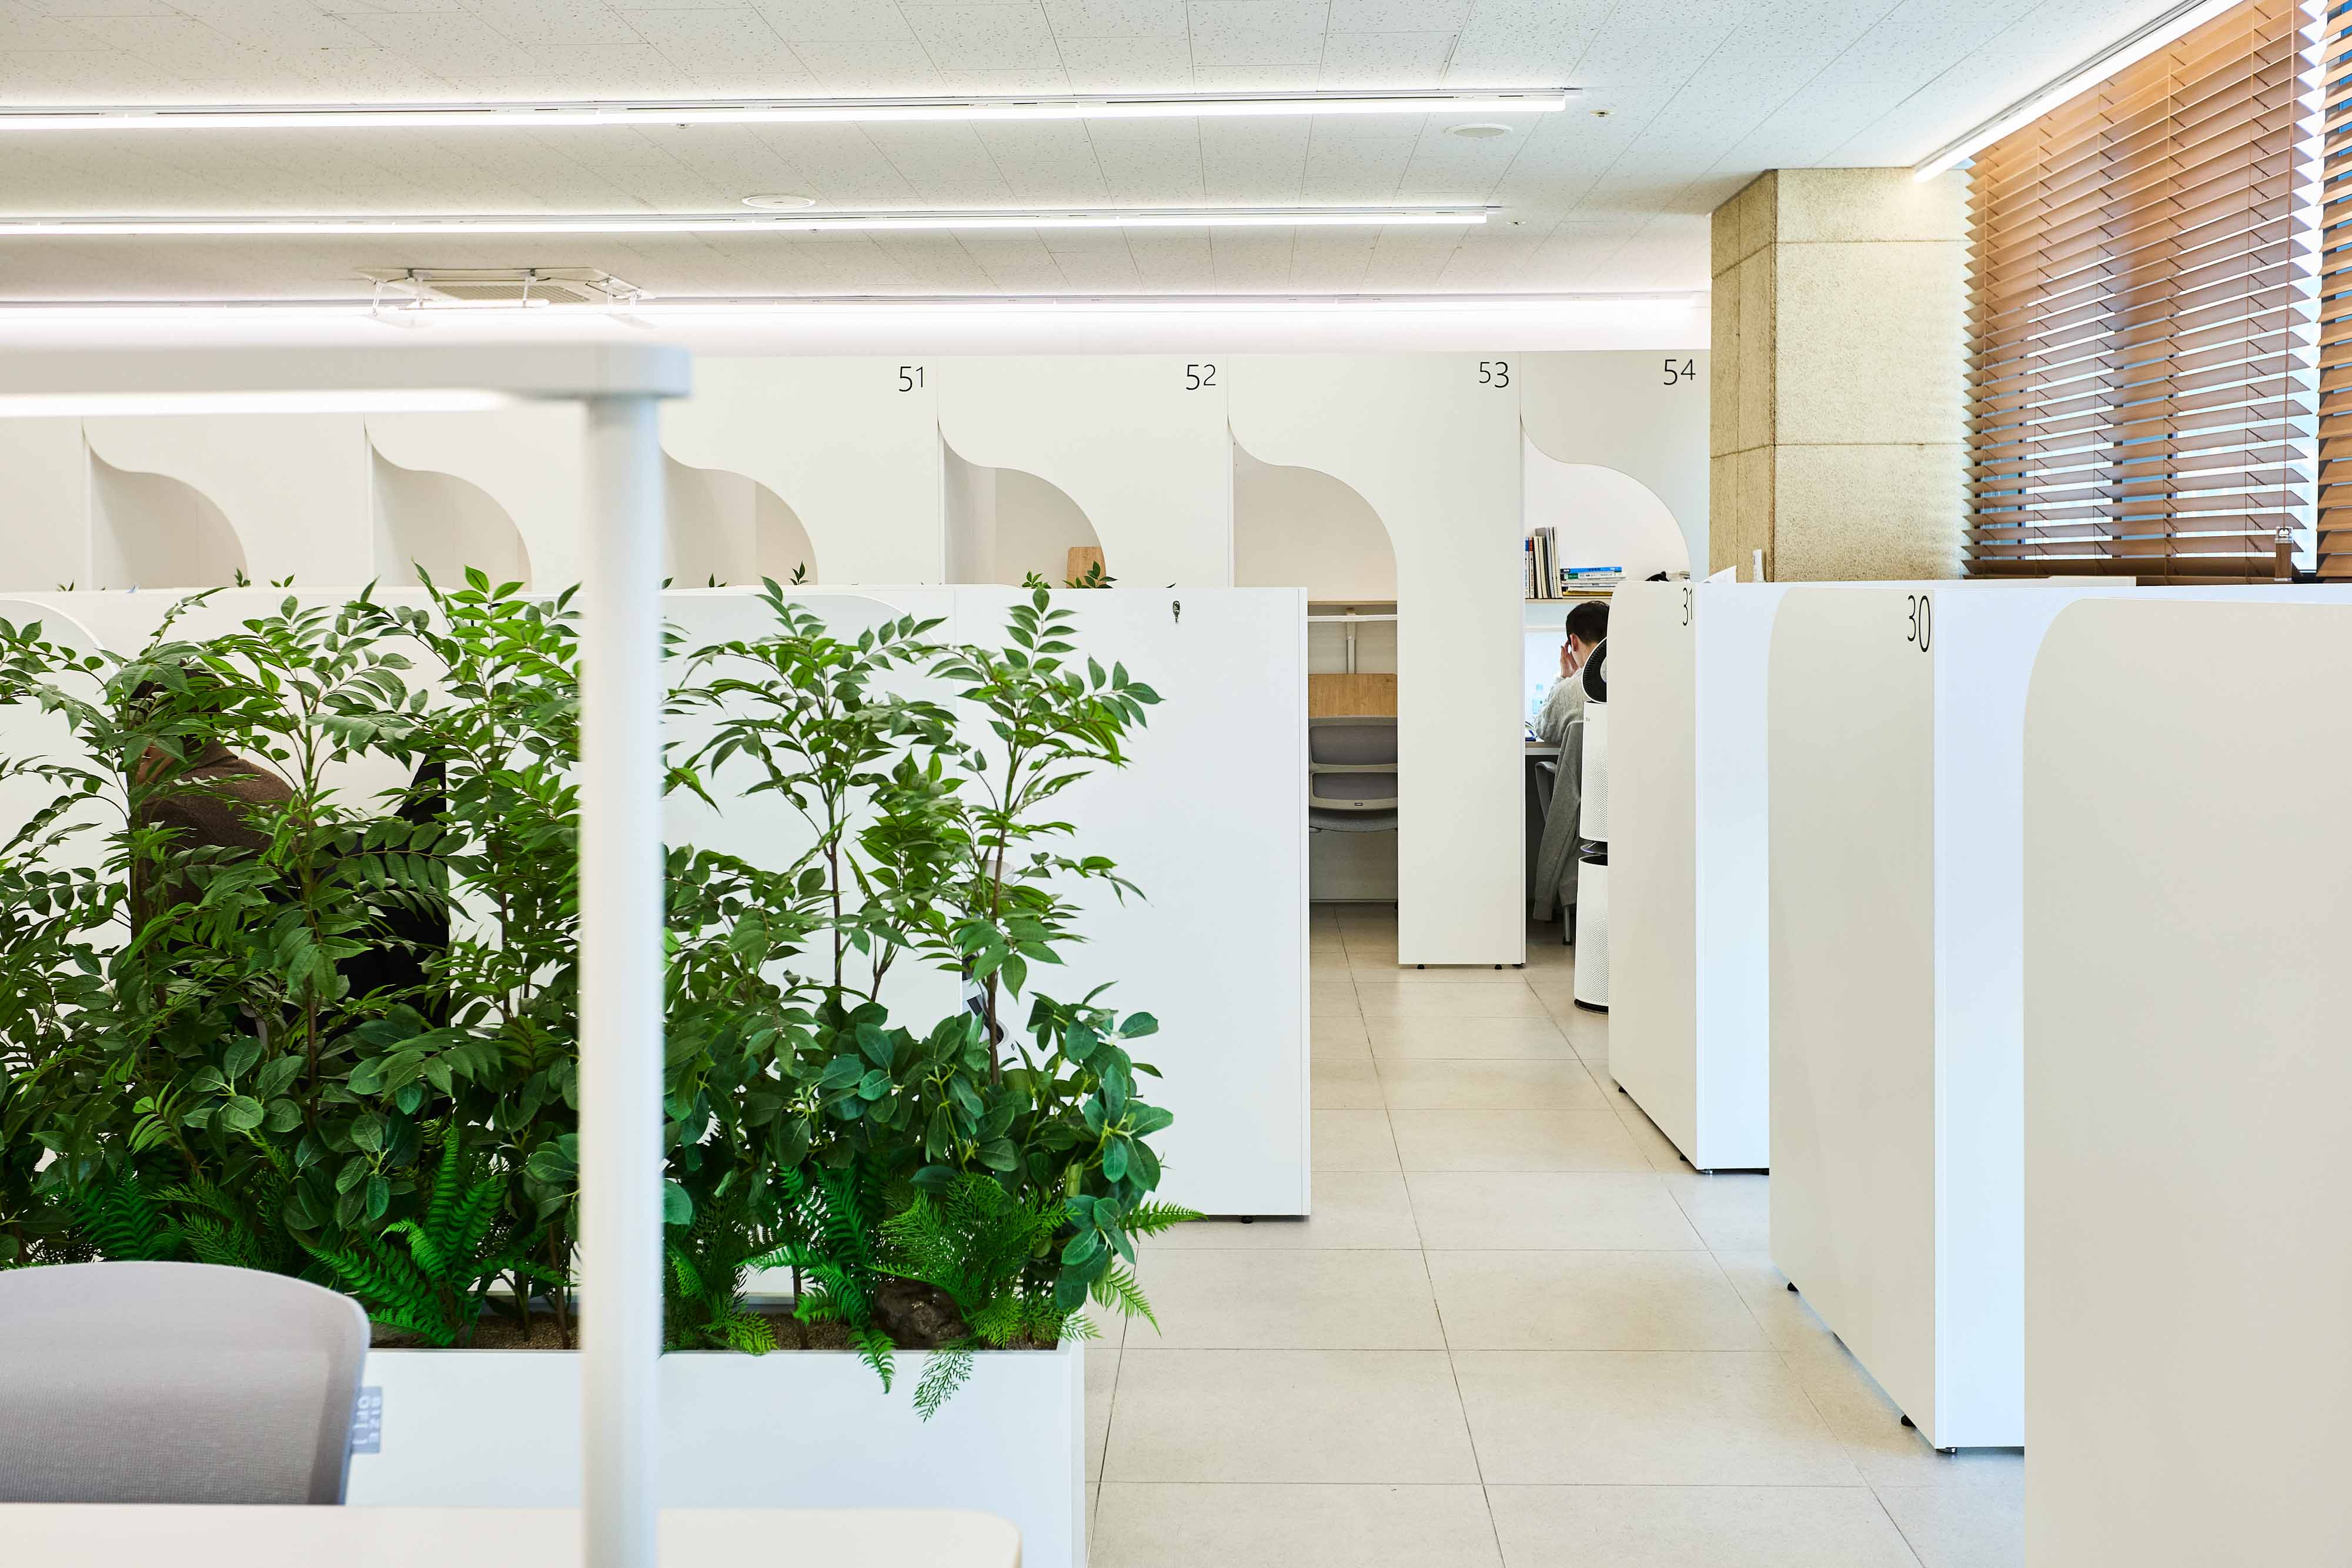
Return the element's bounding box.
[1565,600,1610,647]
[1581,640,1608,702]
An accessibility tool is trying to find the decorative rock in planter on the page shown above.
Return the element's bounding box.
[347,1343,1085,1567]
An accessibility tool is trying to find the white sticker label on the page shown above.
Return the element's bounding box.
[350,1386,383,1455]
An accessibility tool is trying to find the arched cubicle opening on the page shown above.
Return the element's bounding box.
[1234,440,1398,701]
[1519,442,1690,719]
[666,457,818,587]
[943,443,1105,587]
[371,446,533,589]
[88,450,247,591]
[1233,440,1401,902]
[1522,440,1689,583]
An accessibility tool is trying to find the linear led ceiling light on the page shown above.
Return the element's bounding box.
[1912,0,2239,179]
[0,205,1495,238]
[0,88,1572,135]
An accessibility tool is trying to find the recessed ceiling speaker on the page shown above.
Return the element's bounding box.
[741,192,820,209]
[1448,122,1511,139]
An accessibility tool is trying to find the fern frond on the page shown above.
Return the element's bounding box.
[1120,1202,1203,1238]
[709,1310,778,1355]
[76,1172,182,1263]
[850,1326,896,1392]
[968,1293,1024,1348]
[911,1344,973,1421]
[1088,1262,1156,1330]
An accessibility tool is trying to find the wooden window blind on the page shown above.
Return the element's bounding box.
[1968,0,2319,581]
[2322,0,2352,573]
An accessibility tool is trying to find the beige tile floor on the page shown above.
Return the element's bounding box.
[1090,904,2023,1568]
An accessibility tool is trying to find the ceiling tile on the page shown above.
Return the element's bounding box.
[1184,0,1329,66]
[902,2,1064,70]
[1327,0,1468,30]
[746,0,916,44]
[338,12,545,76]
[1041,0,1188,36]
[1317,30,1454,88]
[1055,34,1191,87]
[1210,226,1295,285]
[467,0,646,49]
[624,9,814,90]
[787,35,943,89]
[1287,227,1374,288]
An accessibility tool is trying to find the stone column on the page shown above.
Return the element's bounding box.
[1708,169,1969,581]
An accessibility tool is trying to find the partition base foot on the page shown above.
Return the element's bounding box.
[1900,1415,1914,1429]
[1786,1282,1798,1293]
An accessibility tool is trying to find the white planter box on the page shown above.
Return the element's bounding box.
[347,1342,1085,1568]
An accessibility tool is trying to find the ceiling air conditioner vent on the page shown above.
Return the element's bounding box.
[361,268,644,310]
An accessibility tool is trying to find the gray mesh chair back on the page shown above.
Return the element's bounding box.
[0,1261,369,1505]
[1308,716,1397,767]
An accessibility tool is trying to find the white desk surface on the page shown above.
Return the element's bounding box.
[1,1505,1021,1567]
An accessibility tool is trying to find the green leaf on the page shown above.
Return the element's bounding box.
[223,1038,262,1082]
[663,1181,694,1227]
[218,1095,266,1134]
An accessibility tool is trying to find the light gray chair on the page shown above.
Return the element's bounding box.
[1308,715,1398,833]
[0,1261,369,1505]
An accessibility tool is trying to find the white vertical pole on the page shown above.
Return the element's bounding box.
[579,393,666,1568]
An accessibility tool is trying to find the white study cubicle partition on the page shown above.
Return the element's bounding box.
[1608,578,1787,1171]
[2023,600,2352,1566]
[85,416,376,587]
[367,407,588,588]
[1768,579,2352,1452]
[0,422,85,592]
[1228,355,1523,968]
[936,358,1234,589]
[659,357,947,584]
[0,351,1712,973]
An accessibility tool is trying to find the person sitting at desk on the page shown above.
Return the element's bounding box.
[1531,600,1608,942]
[1534,600,1607,750]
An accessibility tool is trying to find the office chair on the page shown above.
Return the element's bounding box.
[0,1261,370,1505]
[1308,715,1398,832]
